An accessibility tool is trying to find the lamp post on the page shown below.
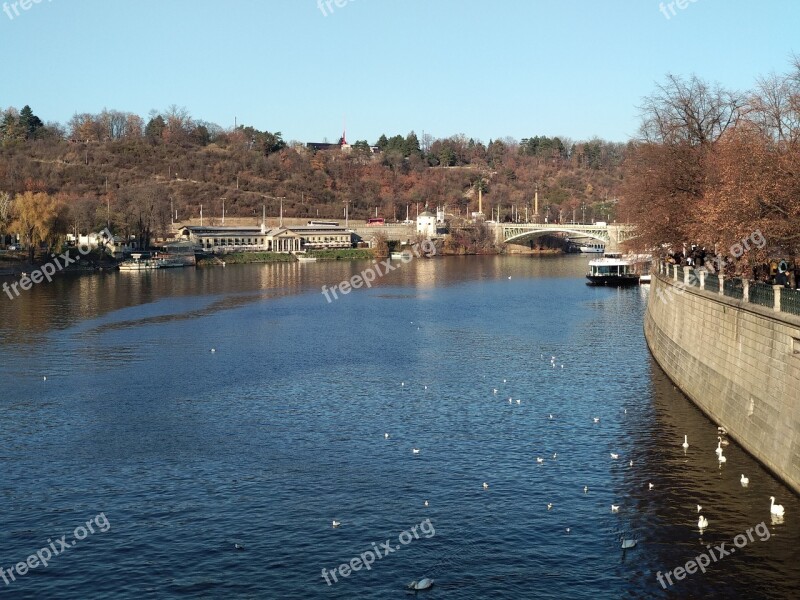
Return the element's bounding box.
[221,197,226,225]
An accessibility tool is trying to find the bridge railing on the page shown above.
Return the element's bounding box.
[658,260,800,316]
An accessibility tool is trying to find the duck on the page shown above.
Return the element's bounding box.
[682,435,689,449]
[698,515,708,529]
[770,496,785,516]
[740,474,749,486]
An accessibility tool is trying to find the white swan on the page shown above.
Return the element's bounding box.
[770,496,785,516]
[516,399,521,405]
[552,452,558,459]
[384,433,389,439]
[717,426,727,435]
[483,482,489,490]
[536,457,544,464]
[718,453,727,464]
[584,485,588,493]
[549,414,554,420]
[407,578,434,591]
[648,483,654,490]
[697,504,702,513]
[412,448,420,454]
[629,460,634,467]
[610,453,619,459]
[593,417,600,423]
[698,515,708,529]
[682,435,689,449]
[740,474,749,486]
[424,500,429,507]
[718,436,729,447]
[621,538,637,549]
[547,502,553,510]
[332,520,341,528]
[611,504,620,512]
[715,440,723,456]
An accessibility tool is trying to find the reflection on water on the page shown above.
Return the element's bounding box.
[0,255,797,600]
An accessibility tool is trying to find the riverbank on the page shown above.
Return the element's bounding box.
[645,265,800,495]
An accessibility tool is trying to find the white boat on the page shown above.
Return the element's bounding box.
[578,243,605,253]
[587,253,651,286]
[296,256,317,263]
[390,251,412,260]
[118,253,161,271]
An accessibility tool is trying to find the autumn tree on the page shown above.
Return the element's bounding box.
[10,191,66,261]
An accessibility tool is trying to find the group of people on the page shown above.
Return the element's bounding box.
[665,246,799,289]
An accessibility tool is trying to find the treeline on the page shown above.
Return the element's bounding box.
[0,104,627,253]
[621,58,800,266]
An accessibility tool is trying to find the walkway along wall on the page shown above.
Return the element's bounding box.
[644,268,800,494]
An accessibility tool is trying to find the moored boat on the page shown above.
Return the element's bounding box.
[586,252,650,286]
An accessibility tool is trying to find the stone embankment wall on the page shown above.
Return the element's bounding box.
[645,271,800,494]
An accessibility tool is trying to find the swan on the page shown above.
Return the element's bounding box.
[717,426,727,435]
[384,433,389,439]
[424,500,429,507]
[718,453,727,464]
[698,515,708,529]
[210,348,215,353]
[593,417,600,423]
[629,460,634,467]
[412,448,420,454]
[697,504,702,513]
[547,502,553,510]
[718,436,729,447]
[566,527,571,533]
[509,398,513,404]
[648,483,654,490]
[682,435,689,449]
[483,482,489,489]
[549,414,554,420]
[715,440,723,456]
[584,485,588,493]
[621,538,637,549]
[610,453,619,459]
[770,496,785,516]
[407,578,434,591]
[516,399,521,405]
[552,452,557,459]
[611,504,620,512]
[493,388,497,394]
[740,474,749,486]
[233,543,245,550]
[536,457,544,464]
[332,520,341,528]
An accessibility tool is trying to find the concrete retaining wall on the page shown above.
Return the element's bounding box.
[645,273,800,494]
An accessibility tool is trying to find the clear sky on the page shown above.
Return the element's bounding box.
[1,0,798,144]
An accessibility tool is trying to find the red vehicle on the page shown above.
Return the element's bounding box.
[366,218,385,226]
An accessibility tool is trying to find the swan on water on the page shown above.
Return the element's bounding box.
[629,460,634,467]
[407,578,434,591]
[698,515,708,529]
[682,435,689,449]
[610,453,619,459]
[552,452,557,459]
[621,538,637,549]
[611,504,620,512]
[770,496,785,516]
[210,348,215,353]
[332,520,341,528]
[584,485,588,493]
[718,453,727,464]
[536,457,544,464]
[648,483,654,490]
[547,502,553,510]
[516,399,521,405]
[412,448,420,454]
[424,500,429,507]
[740,474,749,486]
[715,440,723,456]
[549,414,554,420]
[384,433,389,439]
[593,417,600,423]
[717,426,727,435]
[483,482,489,489]
[697,504,702,513]
[718,436,729,447]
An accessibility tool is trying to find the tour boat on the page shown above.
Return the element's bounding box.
[578,243,605,253]
[119,253,162,271]
[586,252,645,286]
[296,256,317,263]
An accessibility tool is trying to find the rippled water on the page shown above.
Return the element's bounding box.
[0,256,797,599]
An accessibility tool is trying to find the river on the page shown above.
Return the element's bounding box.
[0,255,797,599]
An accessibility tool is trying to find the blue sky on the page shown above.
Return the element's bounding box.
[1,0,798,144]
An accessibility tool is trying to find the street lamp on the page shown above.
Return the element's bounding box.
[221,197,226,225]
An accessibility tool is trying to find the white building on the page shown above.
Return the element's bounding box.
[417,211,437,237]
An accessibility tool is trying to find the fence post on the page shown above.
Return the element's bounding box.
[773,285,782,312]
[673,265,679,282]
[684,268,692,286]
[742,279,749,303]
[719,274,725,295]
[699,270,706,290]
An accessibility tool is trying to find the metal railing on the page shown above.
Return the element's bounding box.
[657,260,800,317]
